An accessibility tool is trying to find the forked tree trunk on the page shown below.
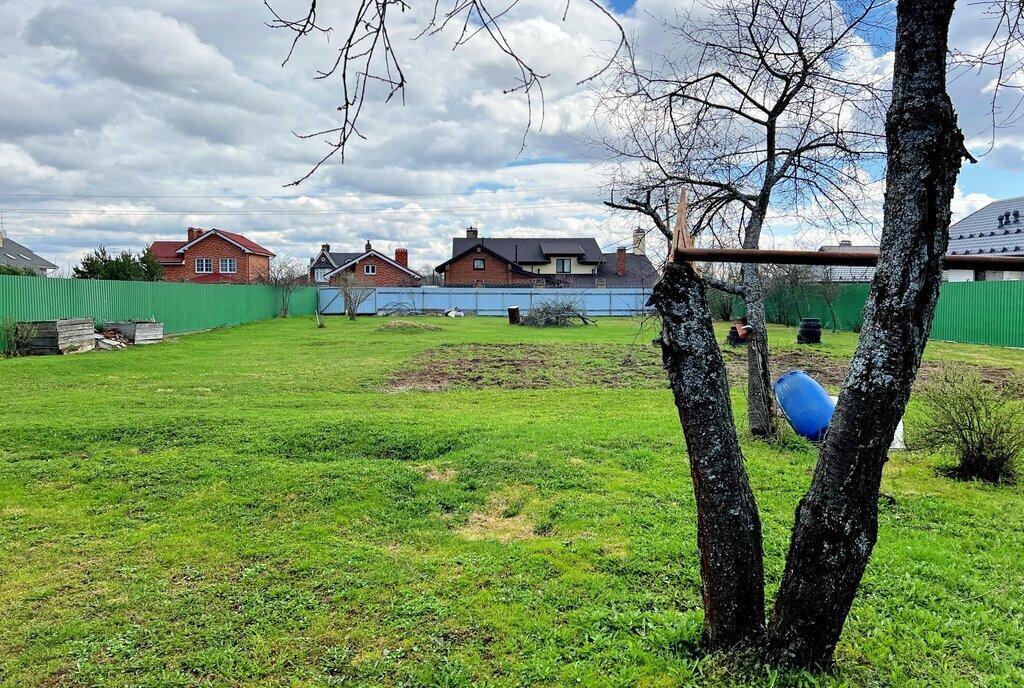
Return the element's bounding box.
[652,262,766,649]
[767,0,964,669]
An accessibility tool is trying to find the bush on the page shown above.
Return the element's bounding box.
[1,317,36,358]
[913,364,1024,484]
[0,265,39,277]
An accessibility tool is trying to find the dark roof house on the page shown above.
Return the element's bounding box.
[0,232,58,275]
[946,198,1024,281]
[814,240,877,283]
[435,228,658,288]
[309,241,422,286]
[947,197,1024,256]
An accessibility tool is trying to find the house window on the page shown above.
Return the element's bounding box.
[195,258,212,273]
[220,258,237,274]
[556,258,572,273]
[314,268,330,283]
[473,258,485,270]
[364,264,377,275]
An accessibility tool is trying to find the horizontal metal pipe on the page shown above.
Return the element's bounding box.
[673,247,1024,271]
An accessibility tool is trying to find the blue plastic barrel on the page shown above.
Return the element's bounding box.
[774,370,836,442]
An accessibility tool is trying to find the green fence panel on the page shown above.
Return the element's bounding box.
[930,280,1024,348]
[724,279,1024,348]
[0,276,319,343]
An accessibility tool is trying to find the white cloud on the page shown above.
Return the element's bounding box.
[0,0,1020,272]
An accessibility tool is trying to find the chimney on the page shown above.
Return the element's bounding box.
[321,243,331,253]
[1015,210,1021,224]
[187,227,203,242]
[616,246,627,276]
[394,247,409,267]
[632,228,646,256]
[365,240,372,252]
[466,226,479,239]
[839,239,852,247]
[999,215,1005,228]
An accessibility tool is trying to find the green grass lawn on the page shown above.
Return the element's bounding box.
[1,316,1023,687]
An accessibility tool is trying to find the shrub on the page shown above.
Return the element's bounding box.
[0,265,39,276]
[1,317,36,358]
[914,364,1024,484]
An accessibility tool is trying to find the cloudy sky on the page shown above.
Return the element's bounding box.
[1,0,1021,274]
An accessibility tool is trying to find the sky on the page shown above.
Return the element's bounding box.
[1,0,1022,274]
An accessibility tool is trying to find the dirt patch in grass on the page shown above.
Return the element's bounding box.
[415,465,457,482]
[377,320,442,332]
[458,486,538,542]
[389,343,666,391]
[726,349,1016,389]
[391,343,1016,392]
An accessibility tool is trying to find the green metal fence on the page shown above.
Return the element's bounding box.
[0,276,318,343]
[740,280,1024,348]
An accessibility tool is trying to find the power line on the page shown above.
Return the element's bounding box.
[0,199,607,217]
[0,185,598,201]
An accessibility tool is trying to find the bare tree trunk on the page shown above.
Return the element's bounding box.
[652,262,766,649]
[767,0,964,670]
[742,257,777,441]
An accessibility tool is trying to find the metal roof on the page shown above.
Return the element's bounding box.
[814,242,877,282]
[0,235,58,272]
[948,197,1024,256]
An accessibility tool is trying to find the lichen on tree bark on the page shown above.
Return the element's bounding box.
[651,261,766,649]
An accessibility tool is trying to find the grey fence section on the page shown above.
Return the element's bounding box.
[318,287,653,316]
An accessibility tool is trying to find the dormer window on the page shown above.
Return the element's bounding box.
[556,258,571,273]
[314,268,330,283]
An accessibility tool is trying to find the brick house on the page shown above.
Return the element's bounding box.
[308,241,422,287]
[150,228,274,284]
[434,227,658,288]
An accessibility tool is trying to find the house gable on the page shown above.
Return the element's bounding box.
[325,249,421,280]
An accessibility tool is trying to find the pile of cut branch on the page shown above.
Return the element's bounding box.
[520,300,595,327]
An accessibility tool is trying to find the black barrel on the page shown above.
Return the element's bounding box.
[507,306,521,325]
[797,318,822,344]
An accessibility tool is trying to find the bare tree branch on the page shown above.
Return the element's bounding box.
[266,0,627,184]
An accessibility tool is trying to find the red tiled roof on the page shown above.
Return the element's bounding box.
[149,241,186,264]
[150,230,276,263]
[208,229,275,257]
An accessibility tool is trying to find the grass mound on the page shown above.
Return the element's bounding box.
[377,319,442,332]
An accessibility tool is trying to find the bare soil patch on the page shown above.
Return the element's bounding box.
[388,343,665,391]
[726,349,1016,390]
[414,465,457,482]
[390,343,1016,392]
[458,487,538,542]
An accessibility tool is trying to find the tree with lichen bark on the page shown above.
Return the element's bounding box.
[266,0,1023,671]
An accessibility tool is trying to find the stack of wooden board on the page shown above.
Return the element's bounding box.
[20,318,96,355]
[107,321,163,345]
